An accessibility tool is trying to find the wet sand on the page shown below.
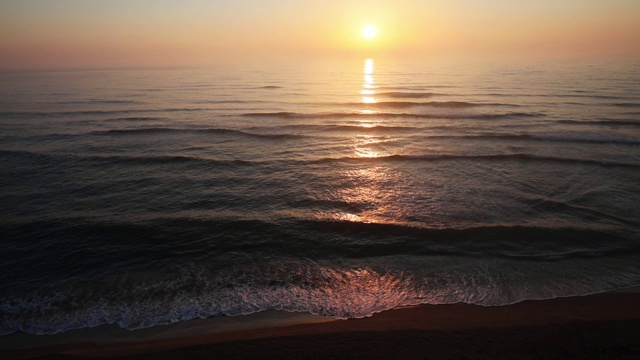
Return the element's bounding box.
[3,290,640,359]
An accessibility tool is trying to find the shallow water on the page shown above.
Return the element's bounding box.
[1,59,639,335]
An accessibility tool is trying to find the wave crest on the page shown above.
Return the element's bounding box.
[90,127,306,139]
[242,111,542,120]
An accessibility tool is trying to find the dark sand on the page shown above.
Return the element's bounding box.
[3,290,640,359]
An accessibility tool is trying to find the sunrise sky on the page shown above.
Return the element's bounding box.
[1,0,639,70]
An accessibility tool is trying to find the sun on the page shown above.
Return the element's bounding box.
[361,24,378,40]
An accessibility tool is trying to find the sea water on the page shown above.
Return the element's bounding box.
[1,59,639,335]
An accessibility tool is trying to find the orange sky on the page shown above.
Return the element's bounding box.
[1,0,639,70]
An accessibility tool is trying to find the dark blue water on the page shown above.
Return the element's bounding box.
[1,59,640,335]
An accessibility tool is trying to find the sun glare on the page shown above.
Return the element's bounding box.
[361,24,378,40]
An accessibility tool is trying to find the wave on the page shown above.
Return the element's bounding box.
[196,100,266,104]
[310,153,640,168]
[87,155,254,167]
[290,219,637,257]
[3,149,636,169]
[29,129,640,146]
[1,217,638,335]
[373,101,519,108]
[477,93,636,102]
[3,261,636,336]
[0,108,209,118]
[525,134,640,145]
[557,119,640,127]
[346,101,489,108]
[242,111,543,120]
[253,124,416,133]
[90,127,307,139]
[423,133,640,146]
[376,92,436,98]
[0,150,254,167]
[254,85,283,89]
[521,197,640,228]
[245,126,639,145]
[56,99,144,105]
[91,128,193,135]
[376,85,455,90]
[545,94,634,100]
[87,154,216,165]
[611,103,640,108]
[5,217,636,264]
[104,117,167,122]
[316,124,415,132]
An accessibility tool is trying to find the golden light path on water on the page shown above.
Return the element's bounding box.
[355,58,386,159]
[361,58,377,104]
[294,266,422,319]
[323,59,408,226]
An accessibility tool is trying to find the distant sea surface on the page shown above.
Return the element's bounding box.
[1,59,639,335]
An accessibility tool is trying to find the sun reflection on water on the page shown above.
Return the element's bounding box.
[308,266,417,318]
[364,58,374,75]
[354,59,384,157]
[361,58,377,103]
[325,166,402,224]
[311,59,407,226]
[353,135,386,158]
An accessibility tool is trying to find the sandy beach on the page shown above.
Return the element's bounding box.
[3,290,640,359]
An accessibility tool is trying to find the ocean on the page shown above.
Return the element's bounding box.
[1,58,639,335]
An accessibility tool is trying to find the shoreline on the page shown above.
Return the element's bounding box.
[3,289,640,359]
